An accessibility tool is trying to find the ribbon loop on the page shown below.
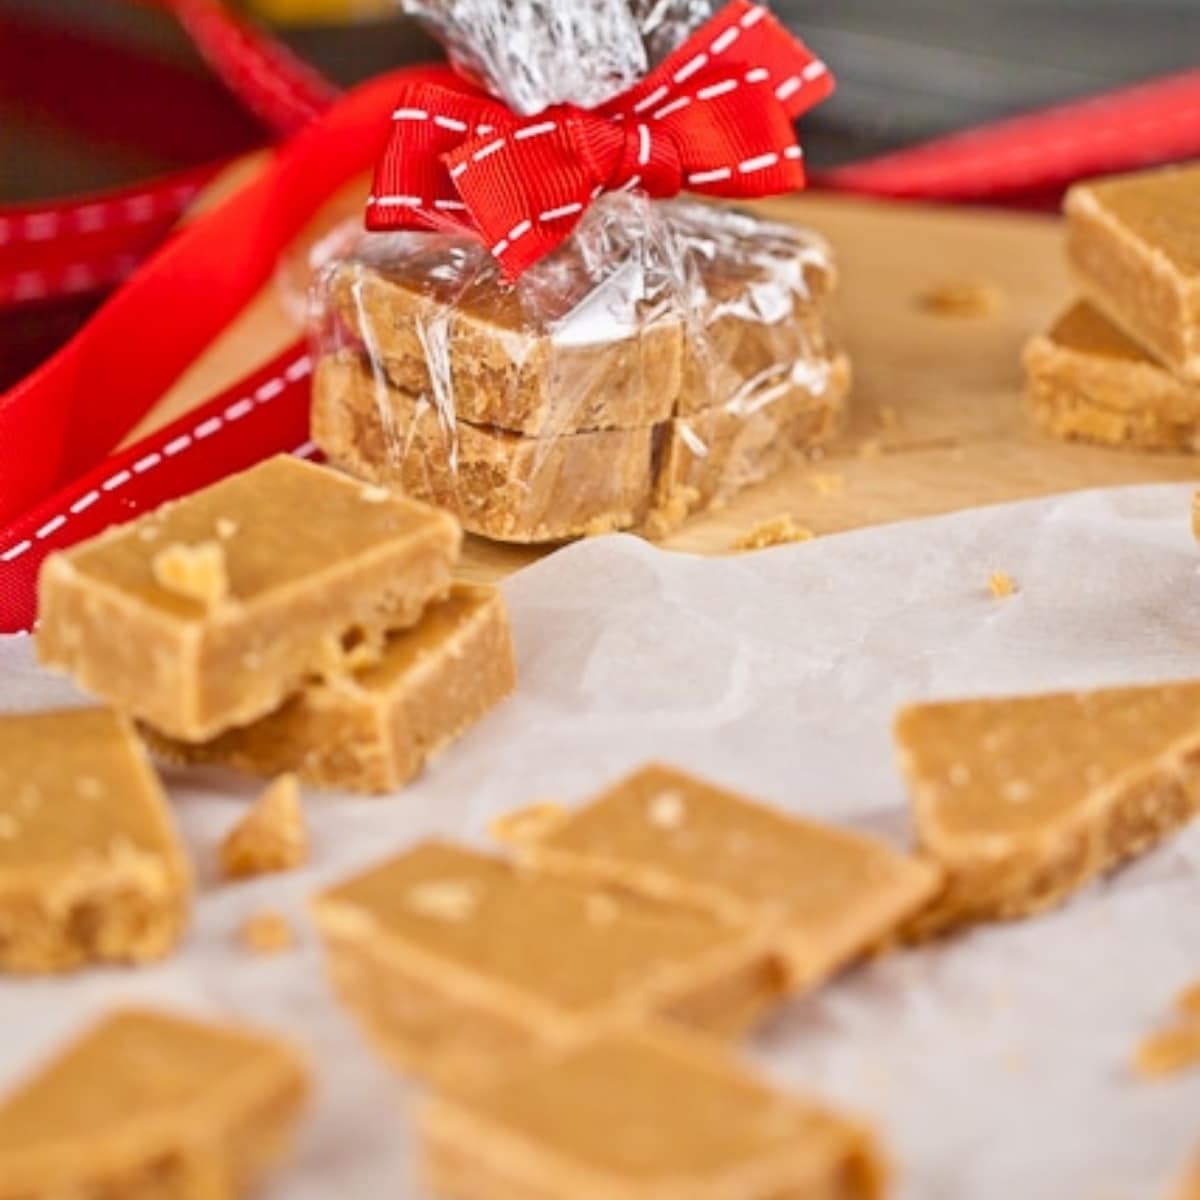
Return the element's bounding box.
[366,0,834,277]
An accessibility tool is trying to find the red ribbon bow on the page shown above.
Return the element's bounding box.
[366,0,834,277]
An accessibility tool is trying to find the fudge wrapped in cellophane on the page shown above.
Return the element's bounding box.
[309,0,846,543]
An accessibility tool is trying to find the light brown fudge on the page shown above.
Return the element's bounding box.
[1177,1156,1200,1200]
[219,776,308,879]
[148,585,516,794]
[313,840,782,1087]
[0,708,189,974]
[313,353,656,542]
[895,681,1200,935]
[519,764,941,992]
[649,353,850,535]
[325,229,682,437]
[664,200,839,418]
[0,1008,307,1200]
[1024,301,1200,450]
[1066,165,1200,381]
[419,1024,887,1200]
[1133,1024,1200,1080]
[37,455,461,741]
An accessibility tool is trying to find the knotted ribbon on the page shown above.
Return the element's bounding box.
[366,0,834,277]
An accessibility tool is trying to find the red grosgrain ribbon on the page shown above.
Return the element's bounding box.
[366,0,834,277]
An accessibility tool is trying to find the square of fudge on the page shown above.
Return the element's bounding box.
[147,585,516,793]
[0,1008,307,1199]
[1066,164,1200,381]
[323,208,683,437]
[419,1025,887,1200]
[0,708,190,974]
[1024,301,1200,450]
[521,762,940,990]
[896,680,1200,935]
[313,840,781,1087]
[313,353,657,542]
[37,455,461,741]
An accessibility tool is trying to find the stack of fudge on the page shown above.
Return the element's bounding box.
[313,197,849,543]
[1024,163,1200,450]
[35,455,517,794]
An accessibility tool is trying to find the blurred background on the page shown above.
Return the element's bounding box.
[2,0,1197,383]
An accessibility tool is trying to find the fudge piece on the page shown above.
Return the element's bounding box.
[734,515,815,551]
[1066,165,1200,381]
[666,201,839,418]
[0,1008,307,1200]
[895,682,1200,934]
[313,353,656,542]
[1179,980,1200,1018]
[0,708,189,974]
[519,764,942,991]
[1178,1157,1200,1200]
[1024,302,1200,450]
[147,585,516,794]
[324,218,682,437]
[649,354,850,535]
[38,455,461,741]
[419,1025,887,1200]
[313,840,782,1086]
[239,911,295,955]
[220,776,308,879]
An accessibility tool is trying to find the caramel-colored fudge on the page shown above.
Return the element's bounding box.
[0,708,189,974]
[419,1025,887,1200]
[520,764,941,991]
[220,775,308,879]
[37,456,461,741]
[895,682,1200,934]
[650,354,850,534]
[148,585,516,794]
[1066,165,1200,381]
[313,840,781,1086]
[1177,1156,1200,1200]
[325,228,682,437]
[665,200,838,418]
[313,353,656,542]
[0,1008,307,1200]
[1024,302,1200,450]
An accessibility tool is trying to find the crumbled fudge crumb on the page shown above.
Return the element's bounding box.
[215,518,238,540]
[240,910,294,954]
[647,790,686,829]
[406,880,478,922]
[220,775,308,880]
[1133,1024,1200,1080]
[489,802,568,847]
[152,541,230,608]
[919,280,1003,318]
[989,571,1018,599]
[809,473,845,496]
[733,516,814,552]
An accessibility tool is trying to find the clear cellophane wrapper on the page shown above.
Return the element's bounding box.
[398,0,719,115]
[309,192,848,544]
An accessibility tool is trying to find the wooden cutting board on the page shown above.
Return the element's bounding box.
[127,169,1200,581]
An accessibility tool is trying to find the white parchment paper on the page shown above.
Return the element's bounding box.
[1,483,1198,1199]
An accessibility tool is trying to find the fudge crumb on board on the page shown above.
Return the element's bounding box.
[733,516,815,551]
[221,775,308,880]
[919,280,1003,318]
[989,571,1018,599]
[151,541,229,608]
[240,911,295,954]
